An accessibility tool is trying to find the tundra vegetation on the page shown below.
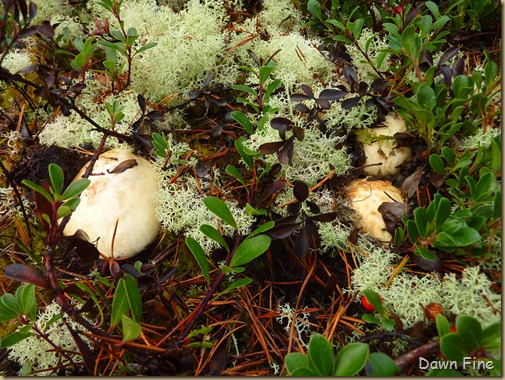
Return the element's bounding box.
[0,0,501,376]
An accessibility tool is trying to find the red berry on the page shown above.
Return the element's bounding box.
[361,294,381,311]
[450,326,457,333]
[393,6,403,15]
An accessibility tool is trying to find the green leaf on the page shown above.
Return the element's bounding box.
[111,274,142,327]
[367,352,400,376]
[247,221,274,238]
[245,203,267,216]
[225,165,247,189]
[434,226,481,250]
[455,316,482,350]
[307,0,324,22]
[230,235,271,267]
[429,154,445,174]
[362,289,383,314]
[200,224,229,252]
[434,196,451,228]
[417,84,437,110]
[235,137,255,169]
[263,78,281,102]
[362,313,381,325]
[436,314,451,337]
[333,342,369,376]
[290,367,316,376]
[230,111,254,135]
[481,321,501,349]
[61,178,90,200]
[218,277,253,296]
[413,207,428,238]
[0,330,34,348]
[306,333,334,376]
[203,197,237,230]
[0,294,20,321]
[15,284,36,321]
[231,84,257,97]
[475,172,496,201]
[285,352,310,375]
[134,42,158,56]
[425,368,462,376]
[22,179,53,203]
[406,219,420,243]
[440,333,469,362]
[185,237,211,285]
[121,314,141,342]
[48,163,64,195]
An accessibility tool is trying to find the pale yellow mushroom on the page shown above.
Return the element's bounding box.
[63,149,160,258]
[346,178,404,244]
[361,114,412,176]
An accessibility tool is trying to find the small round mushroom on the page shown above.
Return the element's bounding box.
[346,178,404,244]
[63,149,160,259]
[361,114,412,176]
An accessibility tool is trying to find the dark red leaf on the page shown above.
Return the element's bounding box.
[137,93,146,112]
[271,117,292,140]
[287,202,301,215]
[318,89,347,101]
[259,140,285,154]
[277,139,294,165]
[378,202,406,222]
[294,227,309,258]
[210,124,222,138]
[203,72,215,88]
[295,103,310,113]
[293,181,309,202]
[268,222,300,239]
[438,46,459,66]
[400,169,423,198]
[405,2,426,25]
[341,97,360,109]
[256,179,286,207]
[63,229,100,262]
[290,93,311,102]
[343,66,358,86]
[4,263,50,288]
[108,159,138,174]
[146,110,164,120]
[452,57,465,77]
[18,26,38,38]
[358,81,368,97]
[306,201,320,215]
[66,324,96,373]
[301,84,314,98]
[37,21,55,37]
[370,78,389,93]
[429,171,444,188]
[410,252,443,272]
[310,212,338,222]
[291,126,304,141]
[316,98,331,109]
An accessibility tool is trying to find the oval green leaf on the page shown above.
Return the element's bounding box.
[203,196,237,230]
[230,234,271,268]
[333,342,369,376]
[185,237,211,285]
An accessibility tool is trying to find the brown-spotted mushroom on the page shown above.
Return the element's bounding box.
[360,114,412,176]
[63,149,160,258]
[346,178,404,245]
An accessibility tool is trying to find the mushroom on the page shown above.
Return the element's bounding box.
[63,149,160,259]
[360,114,412,176]
[346,178,404,244]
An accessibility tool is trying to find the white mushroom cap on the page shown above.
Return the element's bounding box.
[346,178,404,244]
[63,149,160,259]
[361,114,412,176]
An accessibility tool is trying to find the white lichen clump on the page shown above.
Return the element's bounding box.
[8,301,95,376]
[351,240,501,329]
